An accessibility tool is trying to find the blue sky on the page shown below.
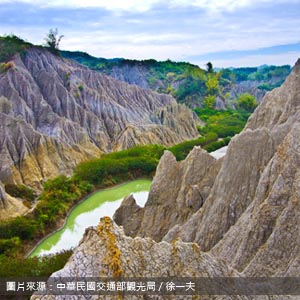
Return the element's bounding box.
[0,0,299,67]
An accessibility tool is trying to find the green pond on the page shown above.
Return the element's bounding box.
[30,179,151,257]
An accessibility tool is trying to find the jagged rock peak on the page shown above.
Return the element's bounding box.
[113,194,144,237]
[246,59,300,132]
[114,147,220,242]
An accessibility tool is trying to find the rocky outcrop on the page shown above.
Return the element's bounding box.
[113,195,144,237]
[112,104,200,151]
[0,112,101,189]
[0,47,199,190]
[31,217,245,300]
[109,63,151,89]
[171,128,276,249]
[228,80,266,103]
[0,182,28,220]
[212,122,300,275]
[114,147,221,241]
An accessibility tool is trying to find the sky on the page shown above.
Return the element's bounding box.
[0,0,299,68]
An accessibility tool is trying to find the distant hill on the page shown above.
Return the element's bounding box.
[62,50,291,109]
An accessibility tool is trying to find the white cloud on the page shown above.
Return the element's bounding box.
[0,0,161,11]
[171,0,251,12]
[0,0,298,68]
[0,0,299,12]
[171,0,300,14]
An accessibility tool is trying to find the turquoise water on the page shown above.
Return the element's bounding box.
[30,179,151,257]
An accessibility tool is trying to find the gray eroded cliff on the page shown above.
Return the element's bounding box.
[0,47,200,217]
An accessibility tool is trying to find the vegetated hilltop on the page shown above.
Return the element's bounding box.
[0,35,199,215]
[33,60,300,300]
[62,50,291,109]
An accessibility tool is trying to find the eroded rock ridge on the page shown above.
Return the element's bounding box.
[0,47,200,215]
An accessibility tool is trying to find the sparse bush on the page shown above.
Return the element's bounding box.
[236,93,258,112]
[5,184,36,202]
[0,61,13,73]
[0,249,72,277]
[0,34,32,62]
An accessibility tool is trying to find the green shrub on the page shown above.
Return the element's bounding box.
[0,250,72,277]
[168,132,218,160]
[195,108,250,138]
[0,237,21,255]
[0,35,32,62]
[0,61,14,73]
[0,217,38,240]
[5,184,36,202]
[236,93,258,112]
[203,138,232,152]
[74,145,165,185]
[203,95,216,108]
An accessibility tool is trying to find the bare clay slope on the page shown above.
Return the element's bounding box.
[0,47,199,190]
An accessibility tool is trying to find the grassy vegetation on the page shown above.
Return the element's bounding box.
[219,65,291,83]
[195,108,250,138]
[0,145,164,257]
[74,144,164,185]
[168,132,217,160]
[168,108,250,160]
[0,250,72,299]
[0,250,72,277]
[0,176,92,258]
[5,184,36,202]
[0,35,32,62]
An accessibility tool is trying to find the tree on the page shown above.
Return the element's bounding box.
[203,95,216,109]
[44,28,63,53]
[206,62,213,73]
[236,93,258,112]
[205,74,219,94]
